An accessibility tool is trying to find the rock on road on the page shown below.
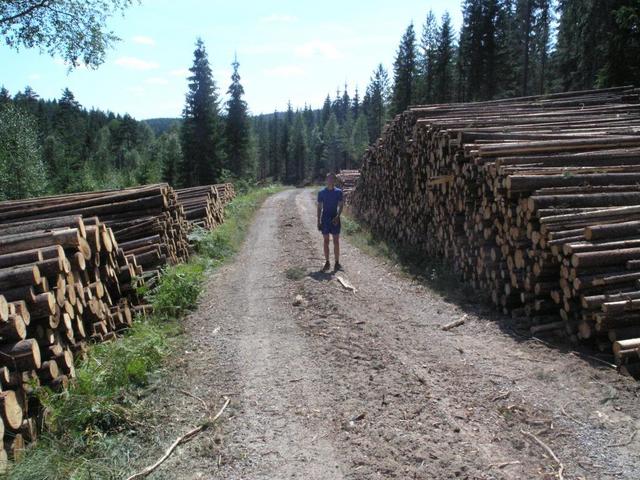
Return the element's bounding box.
[145,188,640,480]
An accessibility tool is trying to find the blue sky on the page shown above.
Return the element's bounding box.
[0,0,462,119]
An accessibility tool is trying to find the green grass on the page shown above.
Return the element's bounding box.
[5,185,282,480]
[341,213,479,303]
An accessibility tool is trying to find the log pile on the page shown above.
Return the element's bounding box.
[336,170,360,203]
[0,181,235,463]
[352,86,640,376]
[0,184,190,277]
[0,215,142,464]
[213,183,236,205]
[175,183,236,230]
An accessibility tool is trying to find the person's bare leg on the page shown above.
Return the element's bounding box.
[323,235,330,263]
[333,235,340,265]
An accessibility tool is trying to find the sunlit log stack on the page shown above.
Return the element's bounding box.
[0,184,190,277]
[336,170,360,203]
[0,215,143,465]
[175,183,236,230]
[351,86,640,377]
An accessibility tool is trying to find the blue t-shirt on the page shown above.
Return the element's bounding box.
[318,187,343,220]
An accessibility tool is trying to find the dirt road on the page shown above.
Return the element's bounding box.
[145,188,640,480]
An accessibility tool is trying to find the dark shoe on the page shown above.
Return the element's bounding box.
[334,262,343,271]
[322,261,331,272]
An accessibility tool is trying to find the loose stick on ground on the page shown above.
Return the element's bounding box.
[126,396,231,480]
[520,429,565,480]
[442,316,467,331]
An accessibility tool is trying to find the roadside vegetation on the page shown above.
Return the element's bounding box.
[5,185,282,480]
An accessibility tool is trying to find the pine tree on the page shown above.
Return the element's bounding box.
[352,87,361,118]
[322,113,342,173]
[288,113,309,184]
[224,55,252,178]
[321,94,332,126]
[365,64,390,141]
[433,12,455,103]
[350,113,370,167]
[391,23,417,114]
[281,102,294,182]
[458,0,514,100]
[180,38,225,187]
[416,10,438,104]
[268,110,281,179]
[255,116,270,180]
[601,1,640,87]
[309,125,325,180]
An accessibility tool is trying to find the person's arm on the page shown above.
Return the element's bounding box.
[317,196,323,230]
[333,200,344,224]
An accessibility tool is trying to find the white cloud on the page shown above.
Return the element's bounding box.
[132,35,156,46]
[28,74,41,81]
[263,65,305,78]
[169,68,190,77]
[260,14,297,24]
[115,56,160,70]
[145,77,169,85]
[295,40,343,60]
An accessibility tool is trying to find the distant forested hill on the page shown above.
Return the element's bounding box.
[0,86,182,199]
[144,118,182,136]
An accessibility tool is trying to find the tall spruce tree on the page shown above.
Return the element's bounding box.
[365,64,390,142]
[391,23,417,114]
[288,113,309,183]
[458,0,514,100]
[180,38,225,186]
[281,102,294,182]
[433,12,455,103]
[416,10,438,104]
[224,55,252,178]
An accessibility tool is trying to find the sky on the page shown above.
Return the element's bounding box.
[0,0,463,120]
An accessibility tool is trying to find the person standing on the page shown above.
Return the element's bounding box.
[317,173,344,272]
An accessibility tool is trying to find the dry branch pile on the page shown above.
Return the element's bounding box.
[0,182,233,464]
[352,86,640,376]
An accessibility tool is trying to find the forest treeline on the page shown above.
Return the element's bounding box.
[247,0,640,185]
[1,0,639,200]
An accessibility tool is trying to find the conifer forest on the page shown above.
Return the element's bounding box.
[2,0,639,200]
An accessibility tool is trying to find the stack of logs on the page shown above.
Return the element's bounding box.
[214,183,236,206]
[0,182,234,465]
[336,170,360,203]
[351,86,640,377]
[0,215,142,466]
[176,183,236,230]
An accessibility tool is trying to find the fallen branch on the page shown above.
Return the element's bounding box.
[176,388,208,411]
[442,316,467,331]
[520,429,565,480]
[126,396,231,480]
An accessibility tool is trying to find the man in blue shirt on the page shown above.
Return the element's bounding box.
[317,172,344,272]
